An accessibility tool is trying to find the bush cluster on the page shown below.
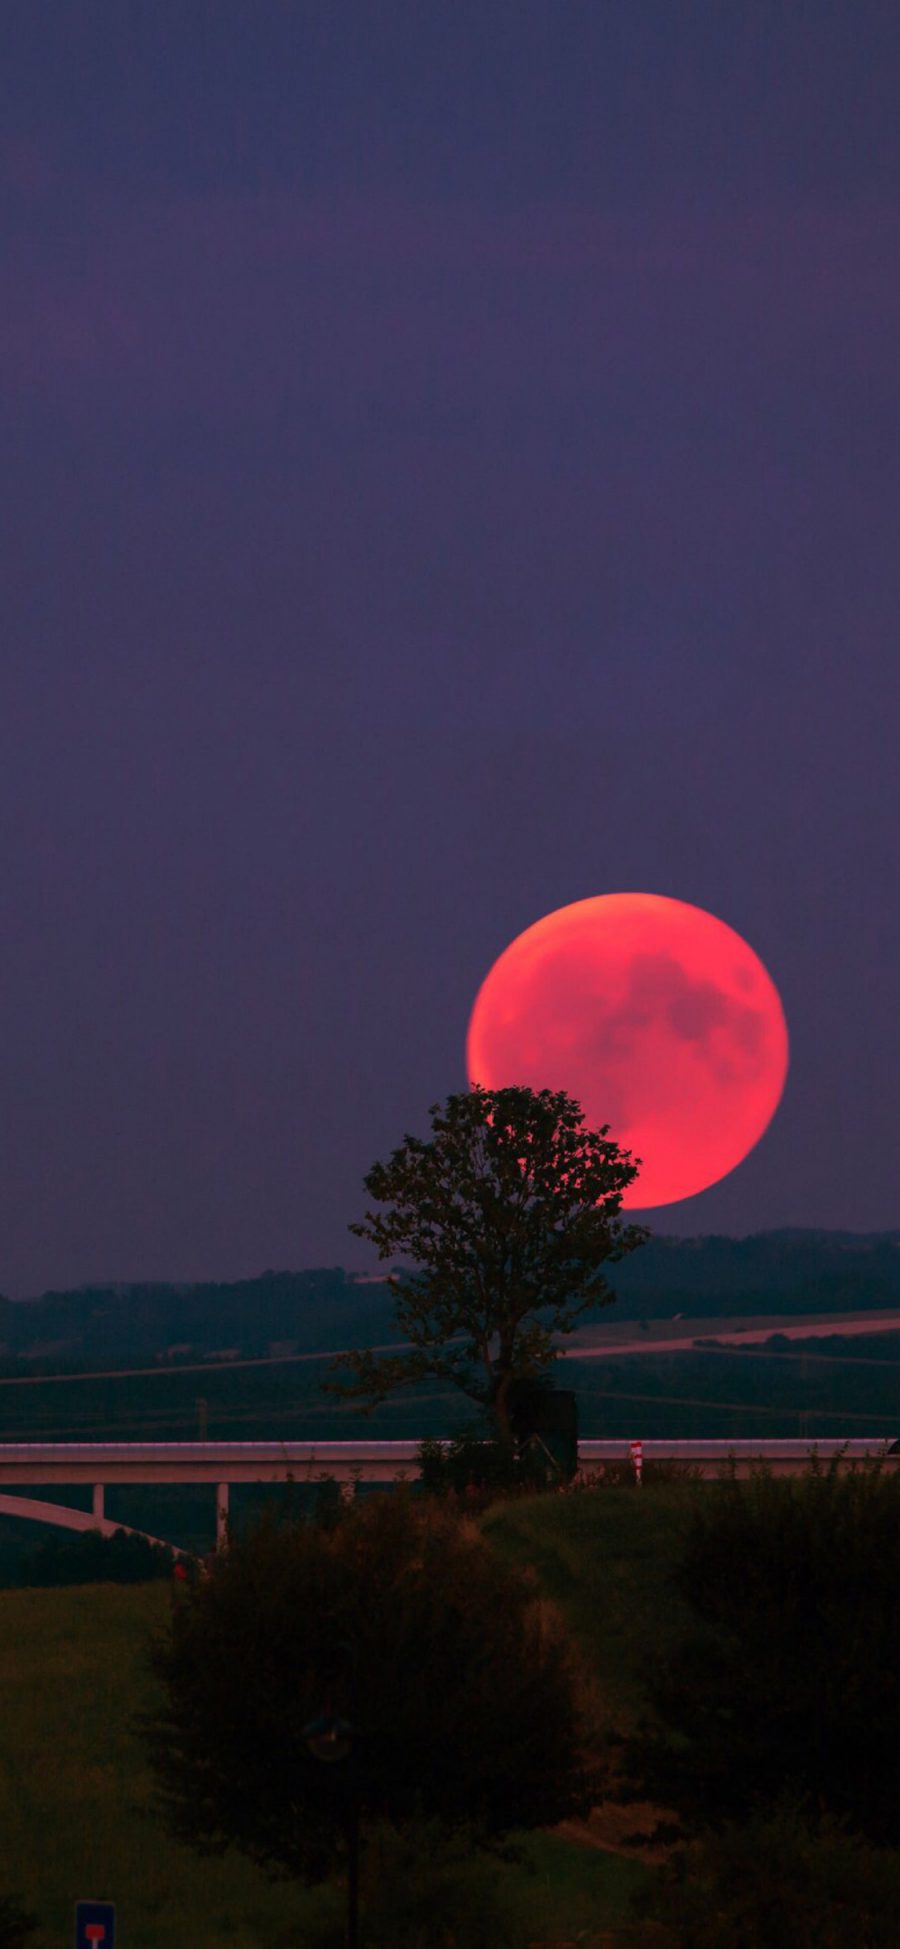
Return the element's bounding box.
[19,1526,175,1588]
[625,1458,900,1844]
[416,1433,562,1504]
[142,1489,595,1884]
[643,1804,900,1949]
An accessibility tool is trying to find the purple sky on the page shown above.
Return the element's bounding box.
[2,4,898,1297]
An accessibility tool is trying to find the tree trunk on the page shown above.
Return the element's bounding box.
[492,1369,513,1443]
[345,1795,360,1949]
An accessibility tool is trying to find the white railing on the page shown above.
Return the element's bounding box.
[0,1437,896,1555]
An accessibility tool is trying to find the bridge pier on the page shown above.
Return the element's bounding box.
[216,1482,229,1550]
[92,1483,104,1523]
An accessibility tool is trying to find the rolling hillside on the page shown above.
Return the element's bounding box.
[1,1232,898,1378]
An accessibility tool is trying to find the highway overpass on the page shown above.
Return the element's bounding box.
[0,1437,898,1555]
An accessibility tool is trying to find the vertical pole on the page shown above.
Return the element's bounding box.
[346,1794,360,1949]
[92,1483,105,1523]
[216,1482,229,1550]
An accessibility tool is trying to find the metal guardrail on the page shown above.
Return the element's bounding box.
[0,1438,897,1552]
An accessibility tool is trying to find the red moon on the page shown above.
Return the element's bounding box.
[466,893,789,1209]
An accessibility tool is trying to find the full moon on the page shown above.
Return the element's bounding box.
[466,893,789,1209]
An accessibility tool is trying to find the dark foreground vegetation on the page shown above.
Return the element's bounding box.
[0,1897,37,1949]
[2,1462,900,1945]
[17,1526,174,1587]
[143,1490,595,1880]
[622,1457,900,1847]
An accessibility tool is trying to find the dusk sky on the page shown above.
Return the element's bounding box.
[2,4,898,1298]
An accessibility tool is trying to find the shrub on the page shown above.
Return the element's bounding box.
[21,1526,175,1587]
[624,1459,900,1841]
[417,1433,559,1504]
[642,1805,900,1948]
[140,1490,595,1885]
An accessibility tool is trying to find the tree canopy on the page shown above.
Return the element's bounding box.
[325,1084,647,1436]
[140,1493,594,1885]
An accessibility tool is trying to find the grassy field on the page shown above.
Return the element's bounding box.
[0,1486,689,1947]
[485,1482,697,1723]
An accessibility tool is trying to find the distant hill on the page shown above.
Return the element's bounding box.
[0,1232,898,1375]
[611,1230,900,1316]
[0,1268,397,1373]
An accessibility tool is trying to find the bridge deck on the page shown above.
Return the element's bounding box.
[0,1440,896,1555]
[0,1435,896,1487]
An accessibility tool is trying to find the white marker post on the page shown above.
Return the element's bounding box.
[629,1438,643,1487]
[75,1901,116,1948]
[216,1483,230,1550]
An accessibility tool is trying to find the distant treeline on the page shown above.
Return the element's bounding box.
[611,1230,900,1317]
[0,1232,898,1378]
[0,1268,396,1375]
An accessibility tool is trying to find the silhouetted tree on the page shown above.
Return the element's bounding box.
[140,1493,595,1887]
[324,1085,647,1438]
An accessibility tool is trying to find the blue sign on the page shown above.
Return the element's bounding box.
[75,1902,116,1948]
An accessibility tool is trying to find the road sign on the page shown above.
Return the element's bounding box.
[75,1901,116,1948]
[629,1439,643,1485]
